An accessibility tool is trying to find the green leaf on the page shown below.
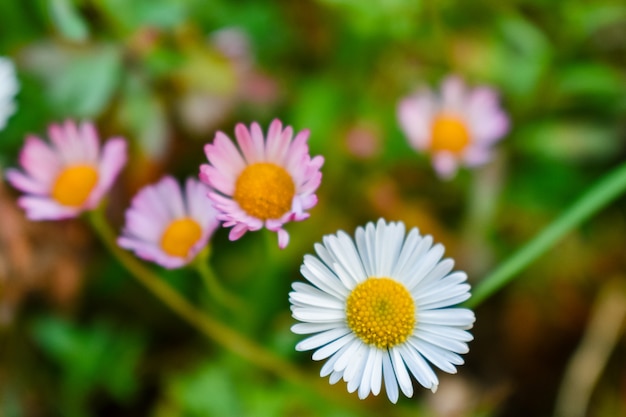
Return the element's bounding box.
[31,317,145,404]
[48,0,89,42]
[555,63,626,99]
[168,361,242,417]
[117,74,169,158]
[95,0,188,32]
[47,45,122,117]
[517,120,620,163]
[493,15,552,98]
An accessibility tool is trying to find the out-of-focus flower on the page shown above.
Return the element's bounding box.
[289,219,475,402]
[118,176,219,269]
[0,57,19,131]
[5,121,127,220]
[398,76,509,179]
[345,122,381,159]
[200,119,324,249]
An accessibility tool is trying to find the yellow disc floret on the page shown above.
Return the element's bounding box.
[346,277,416,349]
[51,164,99,207]
[430,114,470,154]
[160,217,203,258]
[233,162,296,220]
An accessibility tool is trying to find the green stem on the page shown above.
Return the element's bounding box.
[467,162,626,308]
[192,248,246,313]
[87,209,360,410]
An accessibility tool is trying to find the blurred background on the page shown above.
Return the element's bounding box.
[1,0,626,416]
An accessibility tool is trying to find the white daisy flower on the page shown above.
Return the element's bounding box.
[289,219,475,403]
[0,56,19,131]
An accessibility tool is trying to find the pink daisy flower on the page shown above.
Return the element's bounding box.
[118,176,219,269]
[199,119,324,249]
[5,120,127,220]
[398,75,509,179]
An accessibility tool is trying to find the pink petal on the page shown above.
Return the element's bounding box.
[117,237,187,269]
[185,178,219,233]
[5,168,49,195]
[229,223,248,241]
[79,121,101,163]
[206,132,246,181]
[467,109,509,145]
[18,196,80,220]
[124,210,164,242]
[432,152,460,180]
[158,176,185,219]
[234,123,262,164]
[277,228,289,249]
[463,146,492,167]
[250,122,266,160]
[440,76,467,113]
[19,136,61,184]
[265,119,290,164]
[398,94,434,151]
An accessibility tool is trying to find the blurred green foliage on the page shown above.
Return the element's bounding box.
[1,0,625,416]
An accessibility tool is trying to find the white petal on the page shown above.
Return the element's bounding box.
[390,347,414,398]
[414,259,456,288]
[370,348,383,396]
[358,347,378,399]
[405,243,445,291]
[382,350,400,403]
[391,227,421,281]
[301,256,349,299]
[296,327,351,351]
[291,322,342,335]
[397,344,439,390]
[333,337,364,373]
[320,340,353,376]
[292,308,345,323]
[355,221,377,277]
[416,323,474,343]
[329,370,343,384]
[417,308,476,328]
[409,338,464,373]
[312,333,355,360]
[289,291,345,310]
[343,342,368,385]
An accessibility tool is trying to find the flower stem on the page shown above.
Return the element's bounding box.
[192,247,246,313]
[467,161,626,308]
[87,209,361,410]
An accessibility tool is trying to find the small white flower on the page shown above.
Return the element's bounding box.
[290,219,475,403]
[0,57,19,131]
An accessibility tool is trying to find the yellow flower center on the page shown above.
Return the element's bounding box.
[233,162,295,220]
[346,277,416,349]
[430,114,470,154]
[51,165,99,207]
[160,218,203,258]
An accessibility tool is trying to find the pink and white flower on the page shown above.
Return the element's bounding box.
[118,176,219,269]
[5,120,127,220]
[398,76,509,179]
[199,119,324,249]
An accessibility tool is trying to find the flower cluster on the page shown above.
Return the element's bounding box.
[5,72,502,404]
